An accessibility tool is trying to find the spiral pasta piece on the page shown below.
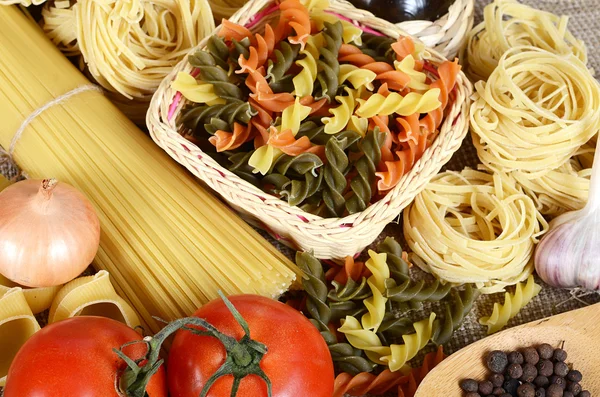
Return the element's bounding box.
[171,73,225,105]
[267,128,317,156]
[329,277,372,303]
[326,256,372,285]
[332,346,445,397]
[293,34,321,97]
[384,277,452,304]
[0,274,62,315]
[266,41,300,85]
[0,288,41,386]
[296,251,376,374]
[361,251,390,332]
[432,284,480,345]
[189,50,246,102]
[394,55,429,91]
[218,19,253,42]
[238,24,276,75]
[311,10,362,45]
[339,313,436,372]
[463,0,587,81]
[181,101,256,137]
[322,134,358,217]
[346,129,385,214]
[209,122,253,152]
[323,87,360,134]
[480,275,542,334]
[49,270,141,328]
[273,0,311,48]
[403,169,548,293]
[264,153,324,206]
[281,98,313,135]
[470,47,600,177]
[316,21,343,101]
[339,64,376,90]
[356,89,441,118]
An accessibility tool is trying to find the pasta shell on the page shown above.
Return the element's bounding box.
[0,288,41,386]
[49,270,141,329]
[0,274,62,314]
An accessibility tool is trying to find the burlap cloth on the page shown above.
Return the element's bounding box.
[1,0,599,393]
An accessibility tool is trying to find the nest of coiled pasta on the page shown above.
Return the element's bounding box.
[148,0,472,259]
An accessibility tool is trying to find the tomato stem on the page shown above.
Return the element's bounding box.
[113,291,273,397]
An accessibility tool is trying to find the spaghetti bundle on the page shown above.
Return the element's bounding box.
[0,6,299,333]
[41,0,215,123]
[463,0,587,81]
[470,47,600,179]
[403,169,548,294]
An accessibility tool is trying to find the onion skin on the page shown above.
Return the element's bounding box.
[0,179,100,287]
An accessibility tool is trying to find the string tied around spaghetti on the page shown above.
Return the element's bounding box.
[0,84,103,181]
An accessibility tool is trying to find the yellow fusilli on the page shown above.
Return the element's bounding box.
[394,55,429,91]
[323,87,361,134]
[361,250,390,332]
[292,35,321,97]
[171,72,224,105]
[280,98,313,134]
[479,275,542,334]
[339,313,436,372]
[356,89,441,118]
[339,64,376,90]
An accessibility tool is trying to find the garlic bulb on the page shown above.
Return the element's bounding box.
[535,145,600,289]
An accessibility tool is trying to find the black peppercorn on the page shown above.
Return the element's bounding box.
[538,344,554,360]
[493,387,506,396]
[523,347,540,365]
[490,373,505,387]
[579,391,591,397]
[466,393,481,397]
[547,384,564,397]
[521,363,538,382]
[480,381,494,395]
[554,362,569,377]
[566,370,582,383]
[562,392,574,397]
[507,363,524,379]
[461,379,480,393]
[509,351,525,365]
[503,379,520,396]
[537,360,554,377]
[488,350,509,373]
[549,376,567,389]
[534,376,549,388]
[567,382,582,395]
[535,389,546,397]
[553,349,567,362]
[517,383,535,397]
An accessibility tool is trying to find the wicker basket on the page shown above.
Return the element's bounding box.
[394,0,475,59]
[147,0,473,259]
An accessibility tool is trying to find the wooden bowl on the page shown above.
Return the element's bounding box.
[416,303,600,396]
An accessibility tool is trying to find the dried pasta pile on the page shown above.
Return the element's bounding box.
[40,0,215,123]
[172,0,461,218]
[293,237,479,376]
[0,5,300,334]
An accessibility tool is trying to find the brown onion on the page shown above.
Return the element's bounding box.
[0,179,100,287]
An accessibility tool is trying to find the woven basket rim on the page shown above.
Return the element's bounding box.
[147,0,473,230]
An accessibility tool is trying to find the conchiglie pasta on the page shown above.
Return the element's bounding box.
[49,270,141,328]
[0,288,40,386]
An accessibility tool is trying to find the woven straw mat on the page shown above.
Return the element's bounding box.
[0,0,599,394]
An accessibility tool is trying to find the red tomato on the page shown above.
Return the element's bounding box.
[168,295,334,397]
[4,316,167,397]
